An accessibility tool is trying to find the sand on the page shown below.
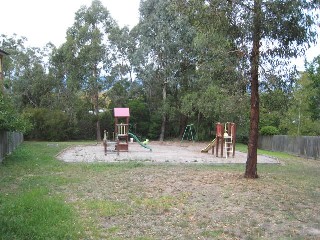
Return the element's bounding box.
[57,141,279,164]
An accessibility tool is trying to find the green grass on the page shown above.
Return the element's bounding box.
[0,141,319,239]
[0,141,149,239]
[0,188,82,240]
[236,143,294,159]
[0,142,84,239]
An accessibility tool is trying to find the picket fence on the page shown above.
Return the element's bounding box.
[0,131,24,162]
[258,135,320,160]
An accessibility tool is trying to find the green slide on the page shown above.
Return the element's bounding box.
[128,132,152,151]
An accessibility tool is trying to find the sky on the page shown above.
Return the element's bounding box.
[1,0,140,47]
[1,0,319,71]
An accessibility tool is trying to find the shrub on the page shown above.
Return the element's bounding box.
[0,95,31,133]
[24,108,74,141]
[260,126,280,136]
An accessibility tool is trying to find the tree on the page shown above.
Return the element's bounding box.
[306,55,320,121]
[136,0,196,141]
[63,0,115,141]
[0,35,57,110]
[0,91,31,133]
[108,26,136,83]
[172,0,251,140]
[281,72,320,136]
[224,0,320,178]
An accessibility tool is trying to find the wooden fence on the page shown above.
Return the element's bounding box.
[258,135,320,160]
[0,131,24,162]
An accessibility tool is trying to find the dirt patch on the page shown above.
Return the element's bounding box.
[60,164,319,239]
[57,141,279,164]
[53,142,320,239]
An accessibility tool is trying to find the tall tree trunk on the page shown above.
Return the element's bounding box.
[159,81,167,141]
[245,0,261,179]
[95,91,101,142]
[93,67,101,142]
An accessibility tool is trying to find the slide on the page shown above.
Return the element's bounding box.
[128,132,152,151]
[201,138,216,153]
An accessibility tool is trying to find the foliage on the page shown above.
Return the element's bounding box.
[259,126,279,136]
[225,0,320,178]
[136,0,198,140]
[280,71,320,136]
[260,88,291,132]
[128,98,150,137]
[23,108,74,141]
[147,112,162,140]
[306,55,320,121]
[61,0,116,141]
[1,0,320,145]
[0,95,31,133]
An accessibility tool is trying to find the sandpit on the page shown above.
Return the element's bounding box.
[57,141,279,164]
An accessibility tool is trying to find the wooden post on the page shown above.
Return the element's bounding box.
[231,123,236,157]
[216,122,223,157]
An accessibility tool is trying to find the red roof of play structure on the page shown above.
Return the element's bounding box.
[114,108,130,117]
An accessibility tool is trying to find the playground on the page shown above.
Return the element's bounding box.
[58,108,278,164]
[57,141,278,164]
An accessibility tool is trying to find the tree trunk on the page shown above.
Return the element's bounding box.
[93,67,101,142]
[159,81,167,141]
[245,0,261,179]
[94,92,101,142]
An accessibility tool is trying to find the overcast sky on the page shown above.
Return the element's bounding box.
[1,0,319,71]
[1,0,140,47]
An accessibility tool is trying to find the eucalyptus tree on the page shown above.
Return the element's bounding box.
[220,0,320,178]
[175,0,319,176]
[13,47,52,108]
[156,0,248,141]
[280,72,320,136]
[0,34,27,94]
[63,0,116,141]
[108,26,136,83]
[136,0,196,141]
[306,55,320,121]
[0,34,54,109]
[106,26,140,107]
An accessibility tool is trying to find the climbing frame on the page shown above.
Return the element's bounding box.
[114,108,130,152]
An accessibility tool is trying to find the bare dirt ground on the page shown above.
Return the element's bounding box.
[57,141,279,164]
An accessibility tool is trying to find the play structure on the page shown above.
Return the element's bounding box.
[114,108,130,152]
[181,124,196,142]
[103,108,151,155]
[201,122,236,158]
[128,132,152,151]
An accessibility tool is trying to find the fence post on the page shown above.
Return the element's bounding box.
[0,131,24,162]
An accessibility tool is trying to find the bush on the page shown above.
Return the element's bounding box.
[0,95,31,133]
[260,126,280,136]
[236,134,249,144]
[24,108,74,141]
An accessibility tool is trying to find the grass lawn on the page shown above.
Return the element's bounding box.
[0,141,319,239]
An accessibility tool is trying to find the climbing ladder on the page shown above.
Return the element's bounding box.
[224,133,233,159]
[181,124,195,142]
